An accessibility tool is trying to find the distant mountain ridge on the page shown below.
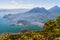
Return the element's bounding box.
[49,6,60,14]
[3,6,60,26]
[0,9,29,17]
[27,7,50,14]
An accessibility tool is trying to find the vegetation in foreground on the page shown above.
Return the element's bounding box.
[0,16,60,40]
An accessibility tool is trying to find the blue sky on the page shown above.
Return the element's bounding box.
[0,0,60,9]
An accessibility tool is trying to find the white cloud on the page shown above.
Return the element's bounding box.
[9,0,36,9]
[0,0,50,9]
[10,0,19,5]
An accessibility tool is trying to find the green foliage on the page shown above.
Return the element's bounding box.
[53,28,60,36]
[0,31,46,40]
[44,16,60,37]
[56,16,60,26]
[44,20,56,30]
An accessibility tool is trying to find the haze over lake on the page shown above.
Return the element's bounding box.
[0,0,60,34]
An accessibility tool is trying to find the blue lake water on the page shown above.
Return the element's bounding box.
[0,17,43,34]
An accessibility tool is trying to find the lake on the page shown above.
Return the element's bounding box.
[0,17,43,34]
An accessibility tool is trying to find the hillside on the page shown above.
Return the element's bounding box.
[3,6,60,26]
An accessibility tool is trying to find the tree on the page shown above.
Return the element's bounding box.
[56,16,60,27]
[44,16,60,37]
[44,20,56,31]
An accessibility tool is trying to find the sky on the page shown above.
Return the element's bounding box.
[0,0,60,9]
